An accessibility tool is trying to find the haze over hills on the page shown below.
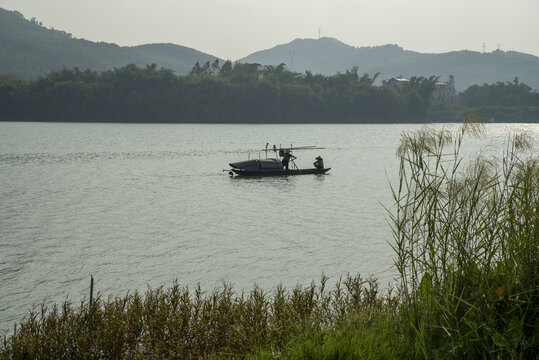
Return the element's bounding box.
[240,37,539,92]
[1,7,539,92]
[0,8,221,79]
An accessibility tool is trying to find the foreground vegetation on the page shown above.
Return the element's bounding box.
[1,276,407,359]
[1,123,537,359]
[391,122,538,358]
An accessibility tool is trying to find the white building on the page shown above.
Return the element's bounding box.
[432,76,456,104]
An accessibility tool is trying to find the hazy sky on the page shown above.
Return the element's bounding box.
[2,0,539,60]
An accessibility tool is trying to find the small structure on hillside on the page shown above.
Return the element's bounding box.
[381,76,410,89]
[432,76,456,104]
[382,75,456,104]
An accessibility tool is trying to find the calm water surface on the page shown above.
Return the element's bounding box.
[1,122,537,331]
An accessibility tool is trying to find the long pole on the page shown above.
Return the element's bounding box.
[89,275,94,307]
[264,145,324,151]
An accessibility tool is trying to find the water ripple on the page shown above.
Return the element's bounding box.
[0,149,252,165]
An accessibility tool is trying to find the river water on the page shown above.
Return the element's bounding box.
[0,122,537,331]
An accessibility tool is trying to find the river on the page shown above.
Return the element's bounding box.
[1,122,537,331]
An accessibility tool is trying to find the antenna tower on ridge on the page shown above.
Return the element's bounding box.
[318,27,321,39]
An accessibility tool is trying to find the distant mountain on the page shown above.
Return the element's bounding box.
[0,8,220,78]
[240,38,539,92]
[3,7,539,92]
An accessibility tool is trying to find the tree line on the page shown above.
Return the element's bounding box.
[459,77,538,107]
[0,61,538,123]
[449,77,539,122]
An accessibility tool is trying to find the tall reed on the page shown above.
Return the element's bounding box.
[390,121,538,358]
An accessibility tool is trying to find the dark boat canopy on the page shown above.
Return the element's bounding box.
[229,158,282,171]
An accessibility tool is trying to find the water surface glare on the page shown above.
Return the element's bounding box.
[1,122,537,330]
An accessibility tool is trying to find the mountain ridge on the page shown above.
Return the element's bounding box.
[240,37,539,91]
[2,8,539,92]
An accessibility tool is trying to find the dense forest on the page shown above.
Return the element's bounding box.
[1,61,538,123]
[0,61,438,123]
[433,78,539,123]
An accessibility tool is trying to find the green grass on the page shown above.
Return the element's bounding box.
[2,121,537,359]
[248,310,412,360]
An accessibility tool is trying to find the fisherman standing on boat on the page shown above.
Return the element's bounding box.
[313,156,324,170]
[282,149,296,171]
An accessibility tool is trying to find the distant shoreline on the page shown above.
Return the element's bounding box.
[1,117,537,124]
[1,64,538,124]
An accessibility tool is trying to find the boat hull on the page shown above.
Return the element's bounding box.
[231,168,331,176]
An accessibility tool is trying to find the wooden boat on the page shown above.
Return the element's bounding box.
[231,168,330,176]
[228,145,330,177]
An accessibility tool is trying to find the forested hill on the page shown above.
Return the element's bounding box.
[0,8,220,79]
[241,38,539,92]
[3,7,539,92]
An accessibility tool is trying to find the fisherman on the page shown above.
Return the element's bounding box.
[313,156,324,170]
[282,149,296,171]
